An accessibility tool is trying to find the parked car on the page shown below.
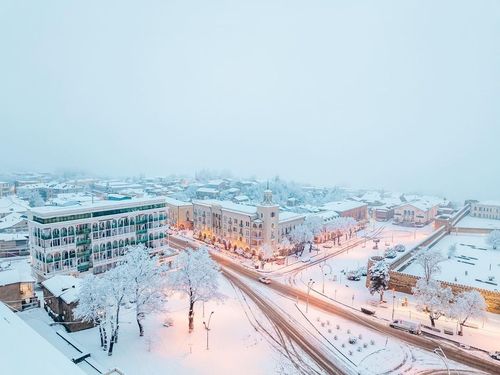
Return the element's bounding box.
[347,272,360,281]
[323,244,333,249]
[389,319,421,335]
[300,257,311,263]
[384,250,397,259]
[394,244,406,252]
[258,277,271,285]
[490,351,500,360]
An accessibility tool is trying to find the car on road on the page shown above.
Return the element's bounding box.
[323,244,333,248]
[258,277,271,285]
[490,351,500,360]
[300,258,311,263]
[389,319,421,335]
[394,244,406,252]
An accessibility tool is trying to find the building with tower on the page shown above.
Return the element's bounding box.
[192,189,303,254]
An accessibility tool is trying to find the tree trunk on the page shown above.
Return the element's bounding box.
[108,332,115,356]
[429,315,435,327]
[137,314,144,337]
[114,303,121,343]
[98,323,104,348]
[379,291,384,302]
[189,299,195,332]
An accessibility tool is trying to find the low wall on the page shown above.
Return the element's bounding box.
[388,270,500,314]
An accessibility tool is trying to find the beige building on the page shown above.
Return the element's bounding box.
[393,199,439,226]
[165,197,193,229]
[470,201,500,220]
[0,259,38,311]
[193,190,282,252]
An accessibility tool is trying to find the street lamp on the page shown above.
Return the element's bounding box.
[306,279,315,313]
[203,311,214,350]
[392,289,396,320]
[319,262,332,294]
[433,347,451,375]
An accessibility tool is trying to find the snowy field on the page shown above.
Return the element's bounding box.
[402,234,499,292]
[455,216,500,230]
[20,278,283,375]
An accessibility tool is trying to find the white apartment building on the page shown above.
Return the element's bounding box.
[28,197,168,281]
[193,190,282,252]
[470,201,500,220]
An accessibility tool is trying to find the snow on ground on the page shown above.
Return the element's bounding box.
[455,216,500,230]
[403,233,499,292]
[279,229,500,352]
[20,277,282,375]
[244,275,476,375]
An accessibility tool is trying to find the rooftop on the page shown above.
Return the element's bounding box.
[193,199,257,215]
[279,211,305,223]
[322,200,368,212]
[0,302,86,375]
[42,275,81,304]
[30,196,165,218]
[0,258,35,286]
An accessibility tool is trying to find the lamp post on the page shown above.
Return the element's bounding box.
[433,347,451,375]
[319,262,332,294]
[306,279,315,313]
[391,289,396,321]
[203,311,214,350]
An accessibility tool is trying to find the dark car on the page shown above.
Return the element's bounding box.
[490,351,500,360]
[347,273,360,281]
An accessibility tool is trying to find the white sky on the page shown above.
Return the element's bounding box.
[1,1,499,201]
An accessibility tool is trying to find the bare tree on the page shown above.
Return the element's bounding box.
[414,248,446,283]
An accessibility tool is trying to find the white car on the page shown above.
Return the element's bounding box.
[323,244,333,248]
[300,258,311,263]
[258,277,271,285]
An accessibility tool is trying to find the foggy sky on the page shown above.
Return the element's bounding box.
[1,0,499,201]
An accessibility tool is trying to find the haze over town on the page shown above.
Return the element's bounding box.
[1,0,499,201]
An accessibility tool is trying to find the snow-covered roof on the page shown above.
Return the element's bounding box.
[308,210,340,222]
[30,196,165,217]
[322,200,367,212]
[196,187,219,194]
[279,211,305,223]
[0,196,30,215]
[193,199,257,215]
[0,212,27,230]
[42,275,81,304]
[233,195,249,202]
[0,258,35,286]
[0,232,28,242]
[165,197,192,207]
[476,200,500,207]
[0,302,86,375]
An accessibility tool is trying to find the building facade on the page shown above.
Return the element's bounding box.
[393,201,439,226]
[28,197,168,281]
[192,190,281,252]
[165,197,193,229]
[470,201,500,220]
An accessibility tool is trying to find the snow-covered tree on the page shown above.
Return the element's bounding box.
[412,278,453,327]
[289,224,314,255]
[74,274,109,350]
[486,230,500,250]
[28,190,44,207]
[260,243,274,260]
[414,248,446,283]
[368,260,390,302]
[451,290,487,335]
[169,247,220,332]
[123,246,169,337]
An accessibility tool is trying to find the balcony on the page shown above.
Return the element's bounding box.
[77,263,90,272]
[136,218,148,225]
[136,229,148,235]
[76,239,91,246]
[76,228,91,235]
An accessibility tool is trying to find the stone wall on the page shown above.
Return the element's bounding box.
[388,270,500,314]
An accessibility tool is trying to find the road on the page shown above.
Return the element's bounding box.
[168,235,498,374]
[222,267,350,374]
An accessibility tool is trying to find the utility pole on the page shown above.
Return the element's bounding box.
[306,279,315,313]
[203,311,214,350]
[392,289,396,320]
